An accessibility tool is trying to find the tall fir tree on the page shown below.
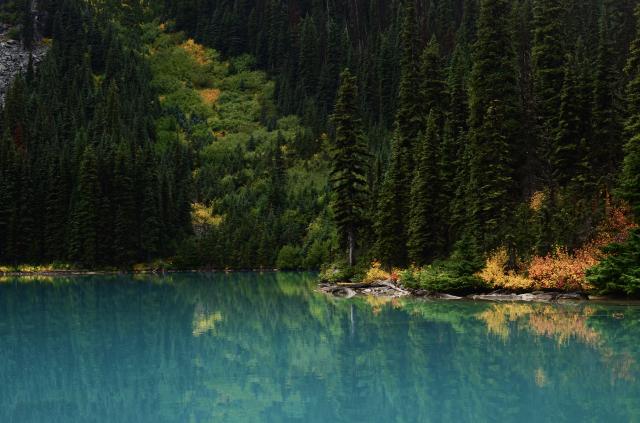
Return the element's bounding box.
[420,36,448,126]
[330,69,369,266]
[619,8,640,217]
[467,0,521,254]
[587,5,640,296]
[532,0,565,184]
[68,145,100,266]
[407,112,442,265]
[374,0,420,267]
[591,4,624,188]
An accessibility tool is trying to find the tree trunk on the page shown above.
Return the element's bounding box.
[347,228,355,267]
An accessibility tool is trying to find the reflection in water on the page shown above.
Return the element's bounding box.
[0,273,639,423]
[192,305,223,337]
[476,303,601,345]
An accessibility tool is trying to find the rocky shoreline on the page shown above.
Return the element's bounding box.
[318,280,592,303]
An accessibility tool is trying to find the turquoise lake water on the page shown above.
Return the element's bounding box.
[1,272,639,422]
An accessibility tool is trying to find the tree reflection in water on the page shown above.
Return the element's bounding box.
[0,272,639,422]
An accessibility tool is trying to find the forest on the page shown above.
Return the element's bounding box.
[1,0,640,296]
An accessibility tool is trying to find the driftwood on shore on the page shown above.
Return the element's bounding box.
[319,279,412,298]
[319,280,591,303]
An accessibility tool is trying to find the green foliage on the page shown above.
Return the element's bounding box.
[400,265,486,296]
[401,236,486,294]
[330,69,369,266]
[587,229,640,296]
[2,0,638,287]
[0,4,192,267]
[276,245,303,270]
[407,112,442,265]
[620,5,640,217]
[588,6,640,297]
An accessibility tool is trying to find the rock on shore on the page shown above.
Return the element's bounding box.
[318,281,590,303]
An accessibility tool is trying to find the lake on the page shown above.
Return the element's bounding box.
[0,272,639,422]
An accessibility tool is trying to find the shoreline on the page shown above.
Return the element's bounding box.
[3,270,640,304]
[0,268,283,277]
[318,280,640,305]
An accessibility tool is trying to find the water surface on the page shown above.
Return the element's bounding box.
[1,272,639,422]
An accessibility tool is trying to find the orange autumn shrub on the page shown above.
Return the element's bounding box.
[527,246,599,291]
[478,202,637,292]
[527,204,637,291]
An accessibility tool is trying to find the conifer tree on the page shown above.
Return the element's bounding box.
[420,37,448,125]
[21,0,35,50]
[69,145,100,266]
[113,142,137,265]
[532,0,565,182]
[374,0,420,267]
[330,69,369,267]
[299,16,321,98]
[467,0,521,253]
[407,112,441,265]
[394,0,422,162]
[587,6,640,296]
[619,9,640,217]
[591,5,623,187]
[553,52,582,186]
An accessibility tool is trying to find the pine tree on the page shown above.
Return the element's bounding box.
[419,37,448,125]
[591,5,623,188]
[532,0,565,183]
[407,112,441,265]
[374,0,420,267]
[467,0,521,253]
[330,69,369,266]
[394,0,422,162]
[21,0,35,50]
[619,8,640,217]
[69,145,100,266]
[587,5,640,296]
[374,131,407,267]
[299,16,321,98]
[553,52,582,186]
[113,141,137,265]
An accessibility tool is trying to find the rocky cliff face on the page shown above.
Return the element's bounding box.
[0,25,47,104]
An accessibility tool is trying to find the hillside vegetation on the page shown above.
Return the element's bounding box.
[2,0,640,296]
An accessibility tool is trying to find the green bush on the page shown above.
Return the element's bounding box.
[587,229,640,297]
[276,245,303,270]
[400,265,486,295]
[319,261,354,283]
[400,240,487,295]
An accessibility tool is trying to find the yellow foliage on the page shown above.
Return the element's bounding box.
[477,303,533,340]
[180,38,210,65]
[362,260,391,284]
[477,248,534,290]
[192,310,223,337]
[191,203,223,236]
[477,303,600,346]
[530,191,545,212]
[365,296,393,315]
[528,306,600,345]
[199,88,221,105]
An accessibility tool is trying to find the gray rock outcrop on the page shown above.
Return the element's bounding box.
[0,30,47,104]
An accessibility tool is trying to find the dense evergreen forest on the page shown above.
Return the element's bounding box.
[2,0,640,295]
